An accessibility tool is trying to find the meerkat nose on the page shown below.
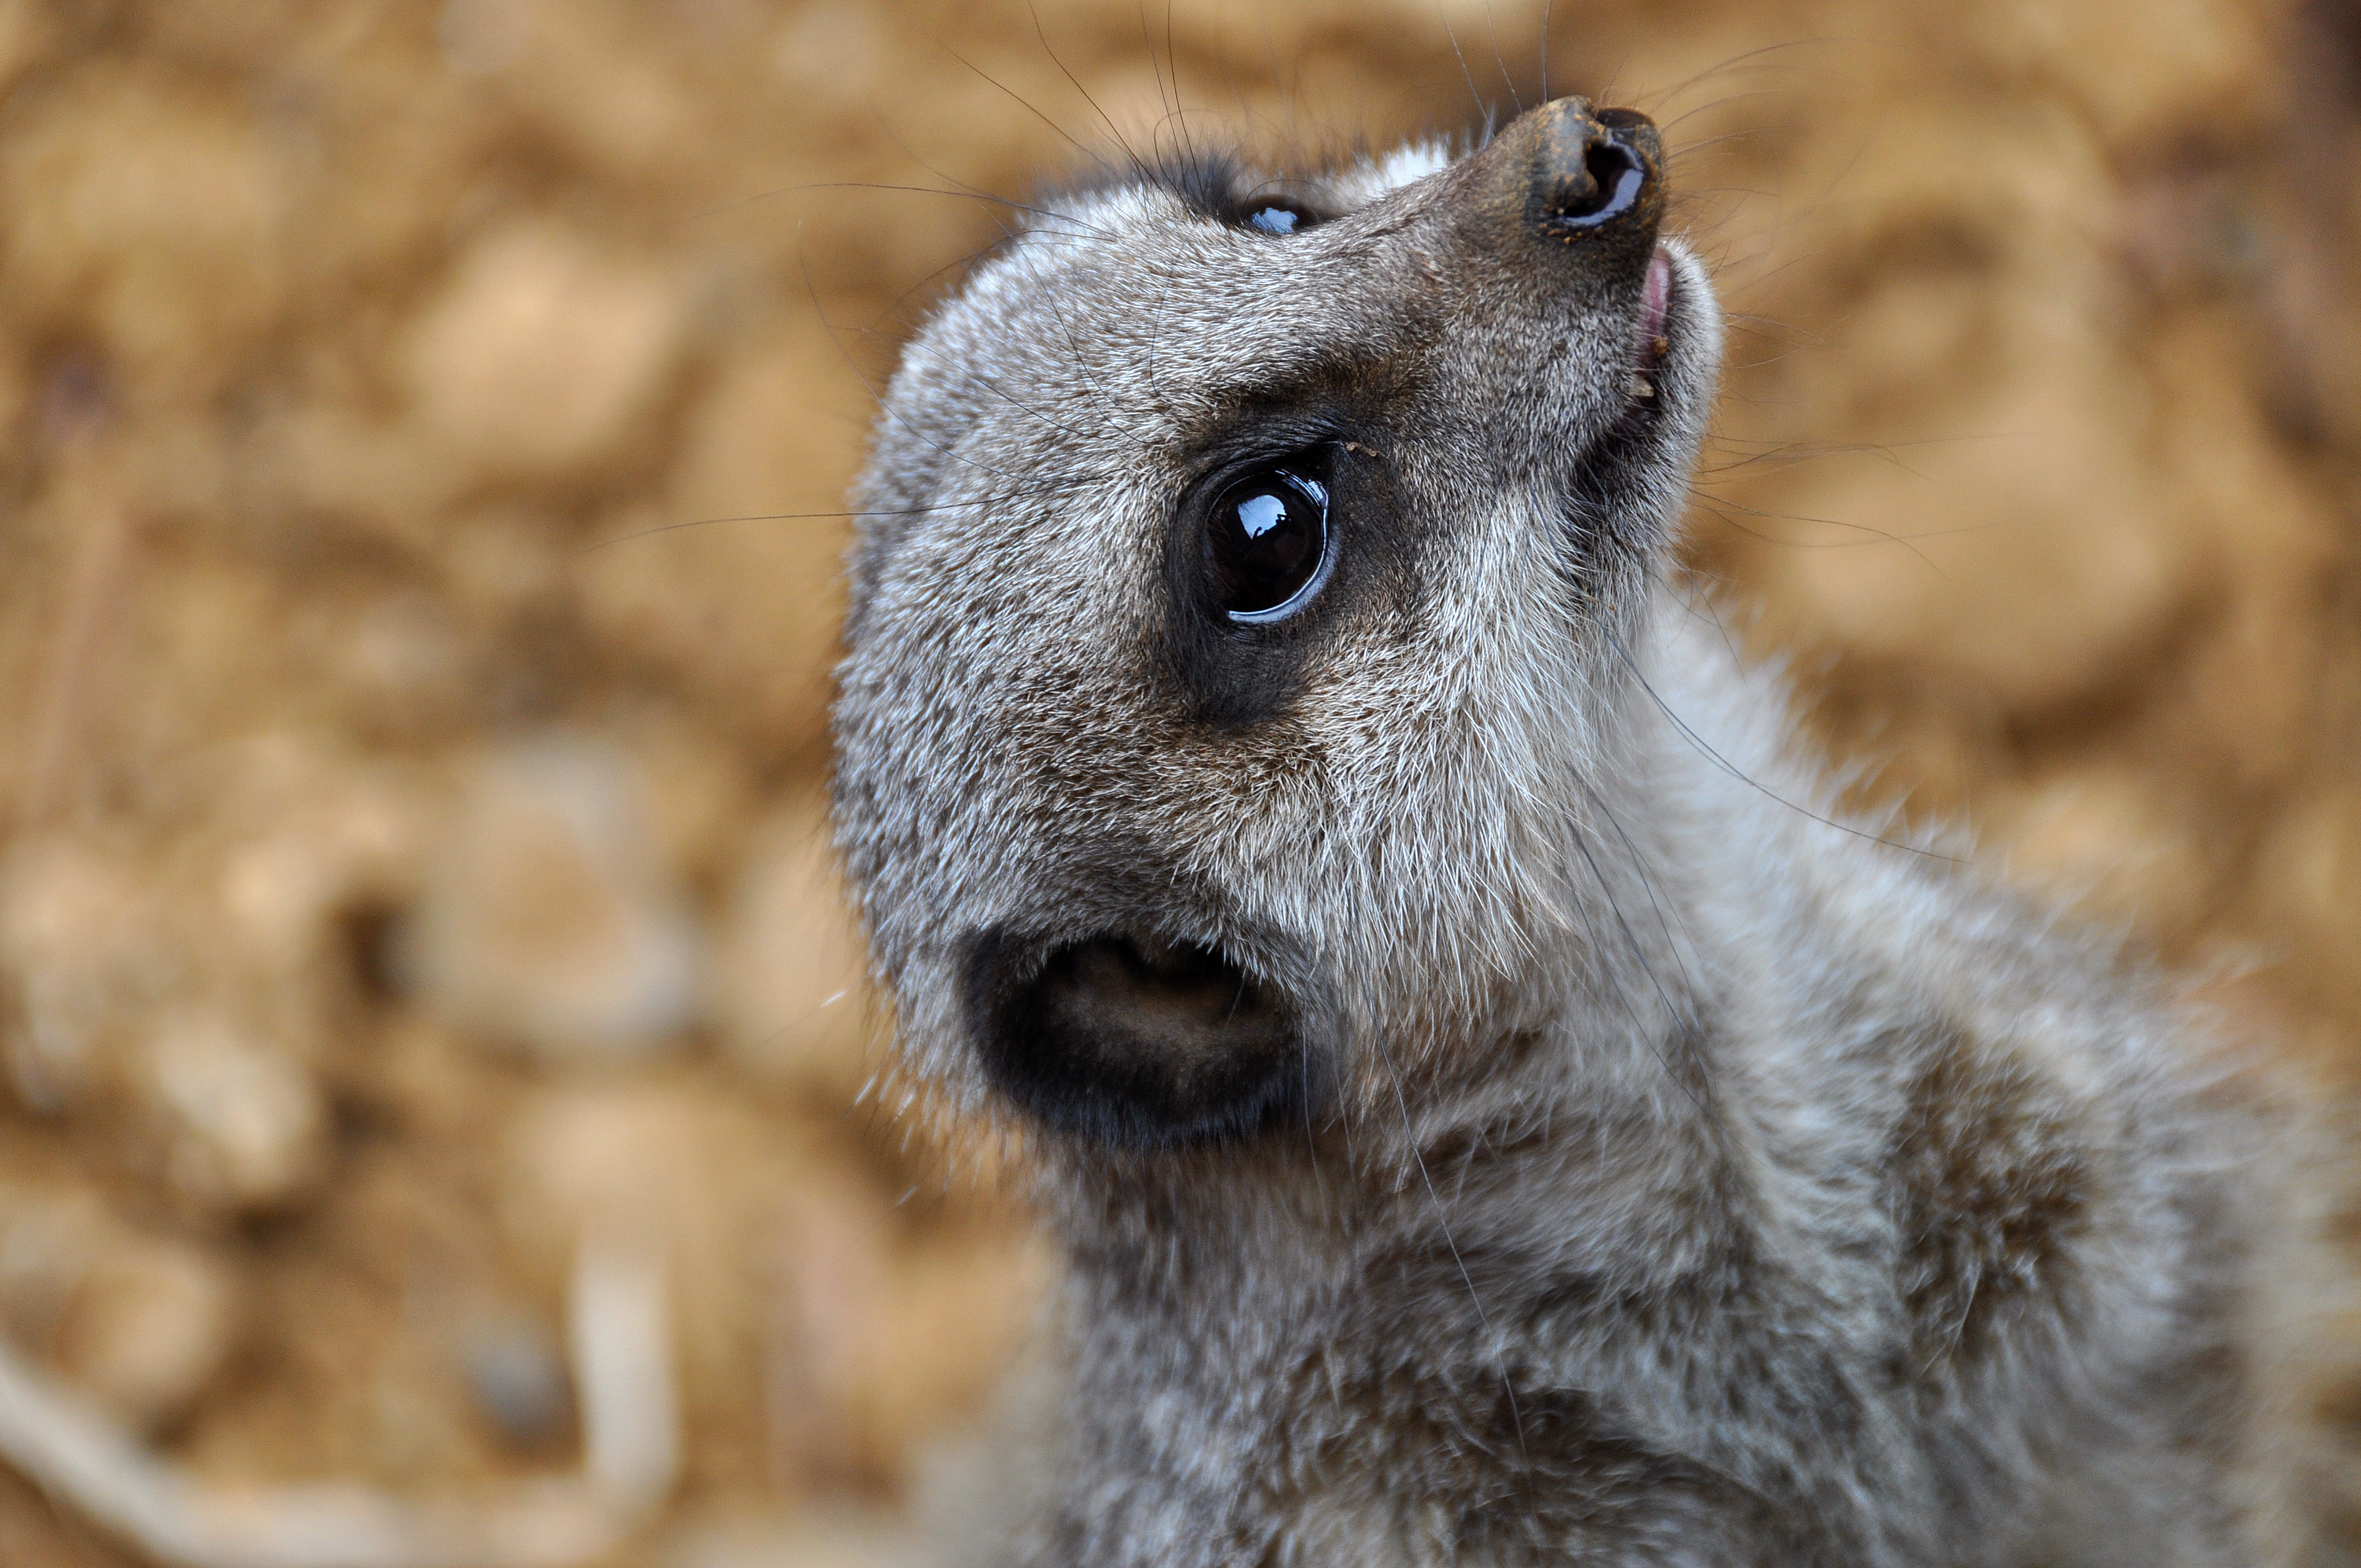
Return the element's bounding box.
[1461,97,1667,275]
[1533,103,1659,231]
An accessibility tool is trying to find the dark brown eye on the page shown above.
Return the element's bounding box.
[1204,465,1331,622]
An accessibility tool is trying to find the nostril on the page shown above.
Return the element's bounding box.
[1549,138,1647,228]
[1585,143,1640,211]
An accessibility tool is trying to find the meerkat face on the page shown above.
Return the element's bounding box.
[834,98,1722,1151]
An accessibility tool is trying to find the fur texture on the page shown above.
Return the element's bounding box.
[831,99,2340,1565]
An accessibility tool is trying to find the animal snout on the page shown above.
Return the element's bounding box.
[1456,97,1666,276]
[1533,104,1658,233]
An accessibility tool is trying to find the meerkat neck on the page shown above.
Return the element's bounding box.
[1034,592,1857,1316]
[1047,899,1756,1311]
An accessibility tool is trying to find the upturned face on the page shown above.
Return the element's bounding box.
[833,98,1722,1152]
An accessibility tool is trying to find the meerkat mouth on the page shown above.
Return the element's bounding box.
[1620,247,1676,407]
[1569,246,1679,496]
[1636,247,1673,351]
[963,929,1313,1147]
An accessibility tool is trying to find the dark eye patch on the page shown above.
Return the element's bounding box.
[1156,422,1422,729]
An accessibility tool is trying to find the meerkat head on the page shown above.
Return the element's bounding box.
[833,97,1722,1155]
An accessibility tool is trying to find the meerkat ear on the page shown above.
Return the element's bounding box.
[962,929,1312,1147]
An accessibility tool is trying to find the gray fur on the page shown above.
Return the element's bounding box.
[832,102,2338,1565]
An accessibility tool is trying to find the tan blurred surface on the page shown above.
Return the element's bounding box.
[0,0,2357,1561]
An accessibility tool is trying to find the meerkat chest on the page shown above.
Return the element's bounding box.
[1259,1380,1802,1567]
[1051,1238,1897,1567]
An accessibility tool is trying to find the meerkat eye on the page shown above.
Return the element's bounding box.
[1204,463,1332,623]
[1244,202,1310,236]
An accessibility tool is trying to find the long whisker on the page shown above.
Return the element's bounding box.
[1368,1029,1531,1475]
[942,36,1126,179]
[581,480,1099,551]
[1602,628,1965,863]
[1437,0,1490,121]
[667,180,1113,240]
[1479,0,1521,114]
[1632,37,1871,115]
[1026,0,1149,175]
[796,244,1040,491]
[1576,778,1704,1004]
[1539,0,1554,102]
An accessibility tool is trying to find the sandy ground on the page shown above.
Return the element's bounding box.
[0,0,2357,1562]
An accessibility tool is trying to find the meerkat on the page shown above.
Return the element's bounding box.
[830,96,2353,1565]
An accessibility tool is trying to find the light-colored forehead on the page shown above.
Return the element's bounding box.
[887,140,1461,467]
[1016,135,1455,298]
[1286,139,1454,208]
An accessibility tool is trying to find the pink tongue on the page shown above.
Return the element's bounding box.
[1638,249,1671,342]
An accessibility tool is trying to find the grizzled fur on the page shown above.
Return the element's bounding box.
[831,100,2338,1565]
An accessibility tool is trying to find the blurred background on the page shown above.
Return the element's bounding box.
[0,0,2357,1562]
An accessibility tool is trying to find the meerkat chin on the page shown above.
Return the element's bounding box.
[831,97,2339,1566]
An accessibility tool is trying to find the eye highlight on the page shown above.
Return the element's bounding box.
[1204,462,1332,623]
